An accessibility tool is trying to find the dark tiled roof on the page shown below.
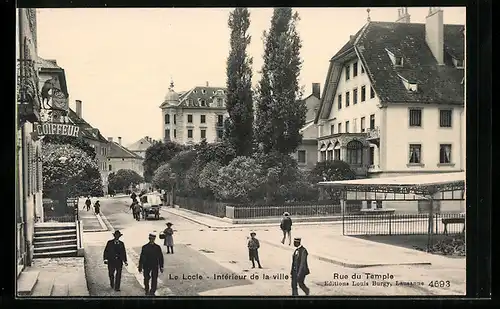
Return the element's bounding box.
[331,26,365,60]
[67,108,108,143]
[160,86,227,109]
[357,22,464,105]
[108,142,142,159]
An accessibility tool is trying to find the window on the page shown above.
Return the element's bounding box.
[440,144,452,164]
[345,121,350,133]
[345,65,350,81]
[440,110,452,127]
[361,86,366,102]
[369,114,375,129]
[346,91,350,107]
[369,147,375,165]
[361,117,366,132]
[320,151,327,162]
[297,150,306,164]
[216,129,223,139]
[338,94,342,109]
[109,165,112,171]
[173,129,176,138]
[409,109,422,127]
[346,140,363,165]
[409,144,422,164]
[338,123,342,133]
[334,143,341,160]
[353,88,358,104]
[330,125,335,135]
[370,86,375,99]
[217,115,224,127]
[361,64,365,74]
[353,61,358,77]
[165,114,170,124]
[395,57,403,67]
[187,129,193,138]
[200,129,206,139]
[200,99,206,107]
[201,89,206,94]
[217,98,223,107]
[187,114,193,123]
[165,129,170,141]
[173,114,176,124]
[327,150,334,161]
[200,115,206,123]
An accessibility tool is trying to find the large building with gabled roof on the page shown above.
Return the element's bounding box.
[314,7,465,179]
[159,81,228,145]
[107,137,144,177]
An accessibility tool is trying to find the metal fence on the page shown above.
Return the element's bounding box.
[42,198,78,223]
[231,202,360,219]
[342,212,466,236]
[175,196,227,218]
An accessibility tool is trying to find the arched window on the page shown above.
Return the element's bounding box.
[165,114,170,124]
[319,143,327,162]
[326,143,334,160]
[334,142,341,160]
[346,140,363,165]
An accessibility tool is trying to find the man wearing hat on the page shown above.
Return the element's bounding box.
[138,233,164,296]
[103,230,128,291]
[280,212,293,245]
[290,237,310,296]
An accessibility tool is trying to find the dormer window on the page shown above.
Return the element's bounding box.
[193,90,197,94]
[202,89,206,94]
[398,74,418,92]
[200,99,206,106]
[385,48,404,67]
[453,58,464,69]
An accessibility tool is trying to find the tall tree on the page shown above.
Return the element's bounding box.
[225,7,254,156]
[108,169,144,192]
[43,135,96,159]
[143,141,185,182]
[254,8,306,154]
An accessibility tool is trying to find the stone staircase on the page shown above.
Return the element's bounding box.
[33,222,78,258]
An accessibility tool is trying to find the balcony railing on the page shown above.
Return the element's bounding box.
[366,126,380,140]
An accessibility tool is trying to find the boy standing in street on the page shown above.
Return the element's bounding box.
[247,232,262,269]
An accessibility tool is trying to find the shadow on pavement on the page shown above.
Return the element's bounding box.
[131,244,253,296]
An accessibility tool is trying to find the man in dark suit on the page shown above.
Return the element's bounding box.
[103,230,128,291]
[138,233,164,296]
[290,237,310,296]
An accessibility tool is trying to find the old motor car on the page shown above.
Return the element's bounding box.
[140,193,162,220]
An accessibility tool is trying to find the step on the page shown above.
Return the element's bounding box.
[51,283,69,296]
[17,270,40,296]
[34,244,77,252]
[33,249,77,258]
[33,237,77,248]
[31,275,55,296]
[35,222,76,228]
[35,229,76,236]
[34,234,77,241]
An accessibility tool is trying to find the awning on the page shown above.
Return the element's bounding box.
[318,172,465,196]
[334,143,341,149]
[326,143,334,151]
[320,144,326,151]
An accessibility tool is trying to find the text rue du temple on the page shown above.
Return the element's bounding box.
[326,272,397,288]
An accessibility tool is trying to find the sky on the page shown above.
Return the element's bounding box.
[35,7,466,146]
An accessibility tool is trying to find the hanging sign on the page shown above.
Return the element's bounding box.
[33,122,81,139]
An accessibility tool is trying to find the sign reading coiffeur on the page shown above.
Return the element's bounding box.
[34,122,81,138]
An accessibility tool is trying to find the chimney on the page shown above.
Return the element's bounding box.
[108,137,113,142]
[206,81,209,87]
[312,83,321,99]
[118,137,122,146]
[396,7,411,23]
[75,100,82,118]
[425,7,444,65]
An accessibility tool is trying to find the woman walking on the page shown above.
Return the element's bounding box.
[162,222,174,254]
[94,200,101,215]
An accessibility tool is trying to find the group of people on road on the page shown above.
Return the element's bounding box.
[84,196,101,215]
[246,212,310,296]
[102,221,176,296]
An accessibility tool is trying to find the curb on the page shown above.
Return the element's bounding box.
[259,239,432,268]
[99,214,114,232]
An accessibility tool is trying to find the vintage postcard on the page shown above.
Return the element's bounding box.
[16,7,466,297]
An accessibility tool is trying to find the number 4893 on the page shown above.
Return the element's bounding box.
[429,280,451,288]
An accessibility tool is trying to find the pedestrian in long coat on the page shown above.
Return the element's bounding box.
[290,237,310,296]
[85,197,92,211]
[94,200,101,215]
[162,223,174,254]
[103,230,128,291]
[247,232,262,269]
[138,233,164,296]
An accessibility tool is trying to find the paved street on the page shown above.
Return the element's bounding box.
[81,198,465,296]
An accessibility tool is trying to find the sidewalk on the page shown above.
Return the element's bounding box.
[79,200,108,232]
